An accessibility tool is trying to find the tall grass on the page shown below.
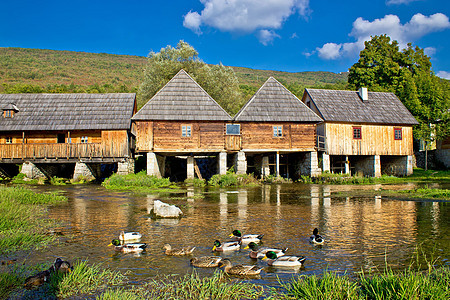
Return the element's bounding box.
[208,169,259,187]
[102,171,177,191]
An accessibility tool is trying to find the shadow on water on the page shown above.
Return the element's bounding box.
[20,183,450,286]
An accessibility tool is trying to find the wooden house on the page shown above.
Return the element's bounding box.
[132,69,232,180]
[232,77,323,178]
[0,93,136,179]
[302,88,419,176]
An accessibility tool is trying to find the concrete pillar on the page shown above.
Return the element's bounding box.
[355,155,381,177]
[344,156,350,174]
[21,162,46,179]
[262,156,270,178]
[117,158,135,175]
[73,162,96,181]
[187,156,195,179]
[147,152,165,178]
[374,155,381,177]
[218,152,227,175]
[235,151,247,174]
[298,151,321,177]
[276,152,280,177]
[386,155,413,176]
[322,153,330,173]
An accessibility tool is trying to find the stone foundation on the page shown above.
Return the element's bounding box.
[382,155,413,176]
[147,152,165,177]
[21,162,47,179]
[117,158,135,175]
[297,151,321,177]
[73,162,98,181]
[354,155,381,177]
[187,156,194,179]
[234,151,247,174]
[217,152,227,175]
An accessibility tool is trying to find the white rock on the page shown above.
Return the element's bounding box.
[152,200,183,218]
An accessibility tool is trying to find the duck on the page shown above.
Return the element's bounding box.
[229,230,264,244]
[212,240,240,252]
[262,251,306,268]
[119,231,142,242]
[24,270,51,289]
[218,259,263,276]
[244,242,288,259]
[108,239,147,253]
[163,244,195,256]
[51,257,73,274]
[190,256,223,268]
[310,228,324,245]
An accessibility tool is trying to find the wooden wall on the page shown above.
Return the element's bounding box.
[325,123,414,155]
[241,122,316,151]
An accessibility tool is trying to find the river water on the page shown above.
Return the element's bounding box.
[24,183,450,287]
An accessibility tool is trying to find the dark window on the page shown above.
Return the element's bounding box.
[5,137,12,144]
[81,136,88,143]
[273,125,283,137]
[394,128,402,140]
[226,124,240,135]
[57,134,65,143]
[353,127,362,139]
[182,125,192,137]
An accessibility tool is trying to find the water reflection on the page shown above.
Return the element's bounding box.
[25,183,449,286]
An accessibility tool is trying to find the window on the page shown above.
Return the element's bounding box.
[5,137,12,144]
[81,136,88,143]
[394,128,402,140]
[182,125,192,137]
[273,125,283,137]
[353,127,362,139]
[4,110,12,118]
[57,134,65,143]
[226,124,240,135]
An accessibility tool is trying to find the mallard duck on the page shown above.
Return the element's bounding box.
[109,239,147,253]
[212,240,240,252]
[163,244,195,256]
[119,231,142,242]
[229,230,264,244]
[310,228,324,245]
[244,242,288,259]
[51,257,73,274]
[262,251,306,268]
[190,256,223,268]
[218,258,263,276]
[24,270,50,289]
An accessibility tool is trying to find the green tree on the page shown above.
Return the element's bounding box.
[138,40,244,115]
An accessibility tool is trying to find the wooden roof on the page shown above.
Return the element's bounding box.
[233,77,323,122]
[0,93,136,131]
[132,69,232,121]
[305,89,419,125]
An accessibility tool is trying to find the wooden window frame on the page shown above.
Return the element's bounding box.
[226,124,240,135]
[3,110,13,118]
[81,136,88,143]
[394,128,402,140]
[353,126,362,139]
[5,137,13,144]
[273,125,283,137]
[181,125,192,137]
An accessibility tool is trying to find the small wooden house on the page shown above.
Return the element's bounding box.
[0,93,136,179]
[132,69,232,179]
[232,77,323,178]
[302,88,419,176]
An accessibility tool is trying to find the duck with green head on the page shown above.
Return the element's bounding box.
[262,251,306,268]
[310,228,324,245]
[229,229,264,244]
[244,242,288,259]
[212,240,240,252]
[109,239,147,253]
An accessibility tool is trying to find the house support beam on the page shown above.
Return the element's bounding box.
[147,152,165,178]
[276,152,280,177]
[382,155,413,176]
[218,152,227,175]
[262,156,270,178]
[187,156,195,179]
[21,162,46,179]
[235,151,247,174]
[322,153,330,173]
[117,158,135,175]
[73,162,97,181]
[354,155,381,177]
[345,156,350,174]
[298,151,321,177]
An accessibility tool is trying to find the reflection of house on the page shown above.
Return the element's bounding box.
[0,93,136,179]
[302,88,418,176]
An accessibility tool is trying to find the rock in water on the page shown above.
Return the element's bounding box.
[152,200,183,218]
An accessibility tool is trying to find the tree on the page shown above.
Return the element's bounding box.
[138,40,244,115]
[348,35,449,169]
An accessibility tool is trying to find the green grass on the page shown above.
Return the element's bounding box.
[102,171,179,192]
[397,186,449,200]
[0,186,67,254]
[208,169,260,187]
[0,271,23,299]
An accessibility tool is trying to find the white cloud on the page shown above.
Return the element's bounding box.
[386,0,422,5]
[314,13,450,60]
[437,71,450,80]
[183,0,310,44]
[424,47,436,57]
[257,30,281,45]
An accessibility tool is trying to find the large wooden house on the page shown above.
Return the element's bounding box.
[132,69,232,180]
[302,88,418,176]
[0,93,136,179]
[232,77,323,178]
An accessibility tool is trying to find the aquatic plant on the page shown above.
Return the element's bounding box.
[184,177,206,187]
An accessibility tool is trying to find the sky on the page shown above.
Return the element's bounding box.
[1,0,449,79]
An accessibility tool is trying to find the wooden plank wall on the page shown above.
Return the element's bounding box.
[325,123,413,155]
[101,130,129,157]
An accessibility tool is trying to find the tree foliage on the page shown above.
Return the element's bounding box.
[138,41,244,114]
[348,35,449,145]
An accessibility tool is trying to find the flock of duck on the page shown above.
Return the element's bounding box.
[109,228,325,277]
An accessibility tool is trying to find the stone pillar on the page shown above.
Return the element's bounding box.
[187,156,195,179]
[374,155,381,177]
[355,155,381,177]
[21,162,46,179]
[218,152,227,175]
[344,156,350,174]
[117,158,135,175]
[235,151,247,174]
[147,152,165,178]
[298,151,321,177]
[73,162,96,181]
[276,152,280,177]
[322,153,330,173]
[386,155,413,176]
[262,156,270,178]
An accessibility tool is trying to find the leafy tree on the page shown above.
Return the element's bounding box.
[348,35,449,169]
[138,40,244,114]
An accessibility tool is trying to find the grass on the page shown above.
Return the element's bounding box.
[396,186,449,200]
[102,170,179,192]
[208,169,260,187]
[0,186,67,254]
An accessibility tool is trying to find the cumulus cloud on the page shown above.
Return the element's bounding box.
[437,71,450,80]
[183,0,310,44]
[314,13,450,60]
[257,30,281,45]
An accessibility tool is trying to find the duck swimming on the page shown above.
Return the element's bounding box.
[190,256,223,268]
[118,231,142,242]
[163,244,195,256]
[262,251,306,268]
[218,259,263,276]
[109,239,147,253]
[229,230,264,244]
[310,228,324,245]
[244,242,288,259]
[212,240,240,252]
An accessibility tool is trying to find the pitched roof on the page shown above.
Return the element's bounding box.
[132,69,232,121]
[305,89,419,125]
[233,77,322,122]
[0,93,136,131]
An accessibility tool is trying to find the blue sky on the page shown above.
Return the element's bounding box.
[1,0,449,78]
